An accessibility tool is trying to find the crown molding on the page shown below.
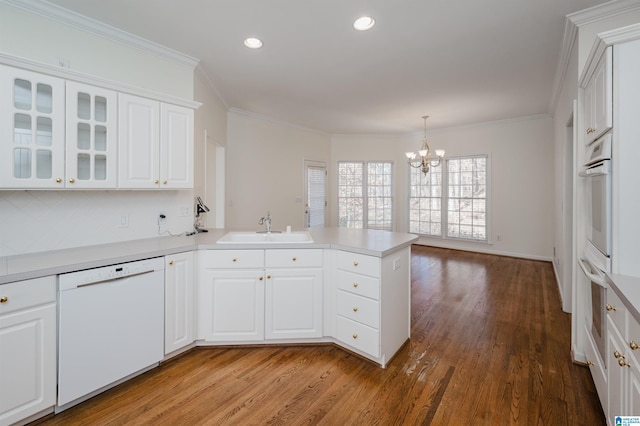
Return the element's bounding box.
[195,64,230,110]
[579,22,640,86]
[1,0,199,68]
[228,108,330,138]
[0,52,201,109]
[548,0,640,115]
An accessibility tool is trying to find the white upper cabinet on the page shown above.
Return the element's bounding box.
[584,46,612,145]
[160,103,193,189]
[118,93,160,189]
[0,65,65,188]
[119,93,193,189]
[65,81,117,188]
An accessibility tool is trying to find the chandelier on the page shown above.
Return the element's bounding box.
[405,115,445,175]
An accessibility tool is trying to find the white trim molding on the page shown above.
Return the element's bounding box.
[1,0,200,68]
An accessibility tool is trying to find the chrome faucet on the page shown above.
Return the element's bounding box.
[258,211,272,233]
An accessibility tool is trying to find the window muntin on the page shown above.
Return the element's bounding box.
[338,161,393,230]
[409,155,488,241]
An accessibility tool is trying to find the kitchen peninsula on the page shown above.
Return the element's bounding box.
[0,228,417,425]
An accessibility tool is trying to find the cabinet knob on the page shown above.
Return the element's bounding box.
[68,178,75,183]
[259,276,263,281]
[614,350,624,359]
[606,304,617,312]
[154,179,159,184]
[353,282,359,288]
[56,178,62,183]
[168,260,174,265]
[352,334,358,339]
[163,180,168,185]
[292,257,297,261]
[353,261,359,267]
[353,307,359,312]
[630,341,639,351]
[267,275,271,279]
[0,296,8,303]
[586,360,594,366]
[586,127,595,134]
[619,358,631,368]
[232,258,237,262]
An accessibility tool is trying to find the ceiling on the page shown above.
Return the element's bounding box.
[45,0,609,134]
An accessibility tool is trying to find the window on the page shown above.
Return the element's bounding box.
[338,161,393,230]
[409,155,488,241]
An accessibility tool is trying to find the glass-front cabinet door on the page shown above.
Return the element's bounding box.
[0,65,65,188]
[65,81,117,188]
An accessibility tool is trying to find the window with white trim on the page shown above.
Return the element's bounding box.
[338,161,393,230]
[409,155,487,241]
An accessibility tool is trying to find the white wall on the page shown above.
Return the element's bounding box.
[331,116,555,260]
[226,110,331,231]
[193,69,228,229]
[0,3,200,257]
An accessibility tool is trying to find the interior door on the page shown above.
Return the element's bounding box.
[304,160,327,228]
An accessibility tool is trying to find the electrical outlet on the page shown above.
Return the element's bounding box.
[158,212,167,224]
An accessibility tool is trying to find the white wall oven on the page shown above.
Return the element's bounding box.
[579,134,612,258]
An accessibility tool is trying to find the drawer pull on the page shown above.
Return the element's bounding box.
[606,304,617,312]
[353,307,359,312]
[0,296,7,303]
[352,334,358,339]
[353,261,359,267]
[353,282,359,288]
[292,257,297,261]
[232,258,237,262]
[630,341,639,351]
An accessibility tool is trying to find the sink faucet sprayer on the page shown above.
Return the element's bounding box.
[258,212,272,233]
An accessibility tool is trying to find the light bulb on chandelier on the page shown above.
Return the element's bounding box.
[406,115,445,175]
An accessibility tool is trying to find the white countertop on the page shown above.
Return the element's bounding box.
[607,273,640,324]
[0,227,418,285]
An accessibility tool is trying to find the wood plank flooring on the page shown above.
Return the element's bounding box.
[35,245,605,425]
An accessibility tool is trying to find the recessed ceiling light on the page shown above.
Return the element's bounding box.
[353,16,375,31]
[244,37,263,49]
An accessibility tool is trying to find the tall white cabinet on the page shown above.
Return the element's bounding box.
[165,252,195,355]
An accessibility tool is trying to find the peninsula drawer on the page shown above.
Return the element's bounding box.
[336,315,379,358]
[337,270,380,300]
[266,249,323,268]
[0,276,56,315]
[337,290,379,329]
[337,251,380,278]
[200,250,264,269]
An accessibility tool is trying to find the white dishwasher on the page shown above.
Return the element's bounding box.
[57,257,165,410]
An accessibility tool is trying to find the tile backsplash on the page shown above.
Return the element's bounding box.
[0,190,194,257]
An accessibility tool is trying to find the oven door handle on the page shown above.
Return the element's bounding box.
[578,257,606,287]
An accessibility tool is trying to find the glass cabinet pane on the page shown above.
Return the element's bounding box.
[78,92,91,120]
[14,114,32,145]
[36,84,53,113]
[77,153,90,180]
[36,150,52,179]
[95,155,107,180]
[95,96,107,122]
[14,148,31,178]
[95,125,107,151]
[77,123,90,150]
[36,117,52,146]
[14,79,31,110]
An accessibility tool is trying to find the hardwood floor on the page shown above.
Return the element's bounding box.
[36,245,605,425]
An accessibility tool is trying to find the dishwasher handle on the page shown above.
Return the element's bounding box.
[73,269,157,289]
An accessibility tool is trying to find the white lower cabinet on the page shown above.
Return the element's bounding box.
[0,276,56,426]
[164,252,194,354]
